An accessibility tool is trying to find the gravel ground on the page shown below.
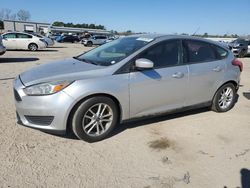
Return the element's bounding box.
[0,43,250,188]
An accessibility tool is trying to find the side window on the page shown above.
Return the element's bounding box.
[184,40,216,63]
[138,40,180,68]
[17,34,32,39]
[3,33,16,39]
[214,46,228,59]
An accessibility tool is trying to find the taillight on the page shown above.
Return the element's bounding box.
[232,59,243,72]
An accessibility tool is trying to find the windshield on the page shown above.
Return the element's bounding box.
[76,36,153,66]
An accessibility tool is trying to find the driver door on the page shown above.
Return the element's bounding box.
[129,40,189,118]
[2,33,17,49]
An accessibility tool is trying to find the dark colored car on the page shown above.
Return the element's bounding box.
[56,35,80,43]
[229,39,249,57]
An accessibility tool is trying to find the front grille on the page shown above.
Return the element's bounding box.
[14,89,22,101]
[25,115,54,126]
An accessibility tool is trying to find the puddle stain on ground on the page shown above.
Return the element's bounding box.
[148,137,172,151]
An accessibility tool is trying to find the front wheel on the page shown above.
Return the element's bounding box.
[87,41,93,47]
[211,83,236,112]
[71,97,118,142]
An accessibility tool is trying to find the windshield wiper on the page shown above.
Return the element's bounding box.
[73,56,98,65]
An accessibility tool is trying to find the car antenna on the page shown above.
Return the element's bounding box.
[192,27,200,36]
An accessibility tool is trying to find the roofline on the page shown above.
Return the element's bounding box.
[49,26,110,33]
[3,19,50,25]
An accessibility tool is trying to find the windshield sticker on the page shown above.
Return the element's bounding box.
[136,37,153,42]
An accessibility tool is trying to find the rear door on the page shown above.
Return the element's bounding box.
[2,33,17,49]
[94,36,102,45]
[16,33,33,49]
[183,40,227,105]
[129,39,189,118]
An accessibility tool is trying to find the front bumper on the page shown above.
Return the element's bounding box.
[13,77,75,134]
[231,48,240,56]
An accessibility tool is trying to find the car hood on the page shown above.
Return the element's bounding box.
[20,58,111,86]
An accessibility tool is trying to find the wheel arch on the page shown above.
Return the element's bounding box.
[212,80,238,101]
[28,43,38,50]
[66,93,122,133]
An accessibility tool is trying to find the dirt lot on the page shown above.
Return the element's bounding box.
[0,43,250,188]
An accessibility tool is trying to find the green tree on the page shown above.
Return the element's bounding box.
[203,32,208,37]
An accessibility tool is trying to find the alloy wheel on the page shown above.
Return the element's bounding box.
[82,103,113,136]
[218,87,234,109]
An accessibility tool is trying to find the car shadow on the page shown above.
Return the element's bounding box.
[107,107,210,139]
[47,107,211,141]
[37,49,58,52]
[6,49,58,52]
[49,46,67,49]
[243,92,250,100]
[0,57,39,63]
[0,77,15,81]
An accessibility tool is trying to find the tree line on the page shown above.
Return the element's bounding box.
[52,21,106,30]
[0,8,31,29]
[0,8,31,21]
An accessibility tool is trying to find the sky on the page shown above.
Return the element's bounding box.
[1,0,250,35]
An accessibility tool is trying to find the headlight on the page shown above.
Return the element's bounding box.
[24,80,74,96]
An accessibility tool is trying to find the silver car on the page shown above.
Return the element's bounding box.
[82,35,108,47]
[0,35,6,55]
[14,35,242,142]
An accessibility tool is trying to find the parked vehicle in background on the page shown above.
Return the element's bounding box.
[229,38,249,58]
[82,35,107,46]
[247,40,250,55]
[14,34,242,142]
[47,33,61,40]
[0,35,6,55]
[105,36,118,43]
[56,35,80,43]
[32,33,54,47]
[2,32,46,51]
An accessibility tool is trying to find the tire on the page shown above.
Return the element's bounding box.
[28,43,38,51]
[71,96,119,142]
[211,83,236,112]
[238,50,246,58]
[87,41,93,47]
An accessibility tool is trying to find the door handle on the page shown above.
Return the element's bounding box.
[172,72,184,78]
[213,66,222,72]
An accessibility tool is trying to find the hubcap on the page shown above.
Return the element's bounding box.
[218,87,234,109]
[30,45,36,51]
[82,103,113,136]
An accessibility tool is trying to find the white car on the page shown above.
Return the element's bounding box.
[2,32,47,51]
[0,35,6,55]
[32,33,54,47]
[82,35,108,47]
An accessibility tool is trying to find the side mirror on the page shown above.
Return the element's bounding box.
[135,58,154,70]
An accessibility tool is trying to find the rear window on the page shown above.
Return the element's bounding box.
[184,40,217,63]
[214,46,228,59]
